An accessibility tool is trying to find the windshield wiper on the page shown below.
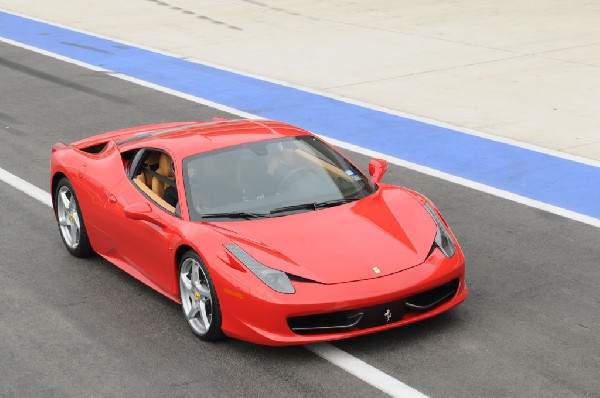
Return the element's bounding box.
[201,212,266,220]
[314,198,357,209]
[269,203,317,215]
[269,198,356,215]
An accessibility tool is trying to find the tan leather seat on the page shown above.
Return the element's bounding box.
[151,153,174,198]
[141,152,160,187]
[134,173,175,213]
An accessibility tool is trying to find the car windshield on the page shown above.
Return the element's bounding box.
[183,135,375,221]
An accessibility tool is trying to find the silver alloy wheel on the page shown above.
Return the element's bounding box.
[57,185,80,249]
[179,258,213,335]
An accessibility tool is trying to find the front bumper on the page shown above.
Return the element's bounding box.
[219,247,466,346]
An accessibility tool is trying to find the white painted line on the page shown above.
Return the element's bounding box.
[110,72,259,120]
[2,7,599,168]
[0,37,258,119]
[306,343,427,398]
[1,36,598,231]
[323,136,600,229]
[0,167,52,207]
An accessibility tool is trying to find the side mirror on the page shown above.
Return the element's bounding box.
[368,159,388,184]
[124,203,166,228]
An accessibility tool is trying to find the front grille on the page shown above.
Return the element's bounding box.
[288,299,406,335]
[288,279,459,335]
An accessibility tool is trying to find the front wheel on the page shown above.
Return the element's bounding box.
[55,177,93,257]
[179,251,224,341]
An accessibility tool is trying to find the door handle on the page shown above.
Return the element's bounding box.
[108,194,117,203]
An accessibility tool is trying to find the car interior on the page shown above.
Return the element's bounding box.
[131,150,178,214]
[124,139,363,218]
[183,137,366,216]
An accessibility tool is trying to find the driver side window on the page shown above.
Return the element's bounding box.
[131,149,179,215]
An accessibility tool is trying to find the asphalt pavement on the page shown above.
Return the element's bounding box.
[0,42,598,397]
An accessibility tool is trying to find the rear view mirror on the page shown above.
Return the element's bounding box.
[368,159,388,184]
[124,203,166,228]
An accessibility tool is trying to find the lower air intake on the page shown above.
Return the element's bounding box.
[288,279,459,335]
[288,311,363,334]
[288,299,407,335]
[405,279,459,310]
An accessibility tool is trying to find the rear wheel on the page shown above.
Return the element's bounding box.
[55,177,93,257]
[178,251,224,341]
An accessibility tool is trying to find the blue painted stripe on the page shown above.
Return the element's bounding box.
[1,12,599,218]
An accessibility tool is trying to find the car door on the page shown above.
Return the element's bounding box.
[107,148,180,293]
[74,140,130,256]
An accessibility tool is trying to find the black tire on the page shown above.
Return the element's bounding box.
[54,177,94,258]
[178,250,224,341]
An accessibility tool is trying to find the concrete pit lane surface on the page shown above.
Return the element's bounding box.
[0,23,599,398]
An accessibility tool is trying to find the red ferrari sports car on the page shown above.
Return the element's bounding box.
[50,119,466,345]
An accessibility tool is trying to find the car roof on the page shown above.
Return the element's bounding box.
[116,119,312,159]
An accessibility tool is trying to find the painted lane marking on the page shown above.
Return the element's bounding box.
[0,168,52,207]
[0,166,429,397]
[1,8,598,168]
[1,38,599,231]
[324,137,600,228]
[0,37,257,120]
[1,37,598,228]
[306,343,427,398]
[0,10,599,221]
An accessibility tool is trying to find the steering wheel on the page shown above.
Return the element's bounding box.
[277,167,318,192]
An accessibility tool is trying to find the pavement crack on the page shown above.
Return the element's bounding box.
[324,19,527,55]
[532,54,600,69]
[559,140,600,150]
[325,55,524,89]
[529,40,600,56]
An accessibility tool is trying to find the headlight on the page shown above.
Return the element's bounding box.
[225,244,295,294]
[424,203,455,258]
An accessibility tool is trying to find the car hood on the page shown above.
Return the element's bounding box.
[208,187,437,284]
